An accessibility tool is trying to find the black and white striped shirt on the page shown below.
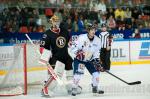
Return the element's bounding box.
[99,31,110,48]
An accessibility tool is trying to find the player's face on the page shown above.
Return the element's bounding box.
[52,20,60,28]
[88,28,96,39]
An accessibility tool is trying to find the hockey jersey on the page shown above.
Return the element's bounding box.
[40,28,71,63]
[69,34,101,62]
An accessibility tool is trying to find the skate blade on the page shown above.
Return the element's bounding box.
[71,93,77,96]
[93,92,104,96]
[93,93,97,96]
[41,95,51,98]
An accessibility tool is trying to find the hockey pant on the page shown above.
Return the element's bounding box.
[73,59,100,88]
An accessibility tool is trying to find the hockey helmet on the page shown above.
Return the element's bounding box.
[49,15,60,28]
[87,23,96,30]
[101,23,107,27]
[101,23,107,31]
[49,15,60,23]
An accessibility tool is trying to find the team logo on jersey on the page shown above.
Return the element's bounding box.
[139,42,150,59]
[56,36,66,48]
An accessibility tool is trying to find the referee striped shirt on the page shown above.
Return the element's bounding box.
[99,31,110,48]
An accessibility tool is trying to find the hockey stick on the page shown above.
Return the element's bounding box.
[90,61,141,85]
[105,70,141,85]
[25,34,63,85]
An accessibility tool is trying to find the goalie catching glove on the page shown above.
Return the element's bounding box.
[90,58,105,72]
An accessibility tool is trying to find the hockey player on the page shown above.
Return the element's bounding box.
[99,24,113,70]
[39,15,80,97]
[68,23,104,96]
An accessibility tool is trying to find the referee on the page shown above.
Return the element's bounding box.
[99,24,113,70]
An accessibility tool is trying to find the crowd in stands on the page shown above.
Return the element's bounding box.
[0,0,150,39]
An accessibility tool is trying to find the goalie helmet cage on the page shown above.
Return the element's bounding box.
[0,43,27,96]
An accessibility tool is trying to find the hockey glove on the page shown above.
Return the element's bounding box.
[91,58,105,72]
[76,50,85,61]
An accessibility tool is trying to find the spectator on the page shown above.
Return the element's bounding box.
[130,17,138,29]
[107,7,115,19]
[20,8,29,26]
[89,1,95,11]
[132,28,141,38]
[96,0,107,14]
[99,14,107,28]
[132,7,141,21]
[36,16,42,26]
[48,0,57,5]
[54,8,62,22]
[45,8,53,20]
[66,17,73,32]
[36,25,45,33]
[0,20,2,32]
[89,7,98,21]
[77,15,85,32]
[62,8,70,23]
[124,7,132,25]
[142,15,150,28]
[11,21,19,32]
[114,7,125,21]
[72,20,78,32]
[146,16,150,29]
[19,26,29,33]
[107,15,116,30]
[64,0,72,9]
[123,24,132,39]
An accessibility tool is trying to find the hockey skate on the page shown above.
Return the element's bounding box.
[92,86,104,96]
[41,87,51,98]
[71,87,77,96]
[71,86,82,96]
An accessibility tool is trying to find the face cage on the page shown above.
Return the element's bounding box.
[51,20,60,28]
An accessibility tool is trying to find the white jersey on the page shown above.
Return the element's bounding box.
[68,34,101,61]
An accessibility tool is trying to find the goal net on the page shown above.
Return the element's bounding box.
[0,43,48,96]
[0,44,27,96]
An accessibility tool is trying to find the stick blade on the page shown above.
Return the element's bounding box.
[128,81,141,85]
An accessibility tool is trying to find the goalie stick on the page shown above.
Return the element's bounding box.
[91,61,141,85]
[25,34,63,85]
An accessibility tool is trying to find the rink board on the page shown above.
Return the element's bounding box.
[0,39,150,75]
[111,39,150,65]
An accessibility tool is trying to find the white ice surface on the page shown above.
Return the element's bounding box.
[1,64,150,99]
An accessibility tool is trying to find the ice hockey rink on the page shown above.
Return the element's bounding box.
[1,64,150,99]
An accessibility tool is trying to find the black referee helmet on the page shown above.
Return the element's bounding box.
[101,23,107,27]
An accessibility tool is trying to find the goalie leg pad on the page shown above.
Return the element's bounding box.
[43,61,65,92]
[54,61,65,78]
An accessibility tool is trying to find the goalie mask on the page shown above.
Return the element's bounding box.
[49,15,60,29]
